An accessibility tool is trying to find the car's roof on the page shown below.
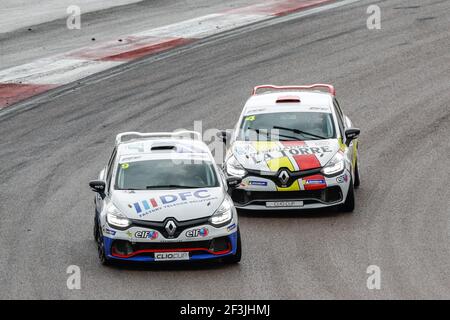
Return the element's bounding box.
[118,138,209,155]
[243,91,333,115]
[115,133,212,162]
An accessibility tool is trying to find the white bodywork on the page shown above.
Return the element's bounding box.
[97,133,237,245]
[225,87,359,210]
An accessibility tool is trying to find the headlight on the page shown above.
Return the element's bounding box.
[209,198,233,227]
[106,203,131,229]
[321,152,345,176]
[225,155,247,177]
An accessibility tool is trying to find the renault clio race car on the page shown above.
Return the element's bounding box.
[89,131,242,265]
[222,84,360,212]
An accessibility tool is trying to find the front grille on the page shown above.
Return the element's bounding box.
[232,186,342,206]
[135,240,216,251]
[111,237,231,258]
[246,168,322,188]
[130,216,210,239]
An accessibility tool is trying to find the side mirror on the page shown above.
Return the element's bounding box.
[89,180,106,197]
[226,176,242,189]
[345,128,360,145]
[217,130,231,144]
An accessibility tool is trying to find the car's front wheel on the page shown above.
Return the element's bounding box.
[354,159,361,188]
[223,229,242,264]
[94,219,111,266]
[339,181,355,212]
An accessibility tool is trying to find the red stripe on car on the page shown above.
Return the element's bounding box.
[303,174,327,190]
[293,154,321,170]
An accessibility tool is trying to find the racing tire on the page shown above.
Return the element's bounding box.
[93,215,99,240]
[339,181,355,213]
[94,219,112,266]
[354,160,361,189]
[223,229,242,264]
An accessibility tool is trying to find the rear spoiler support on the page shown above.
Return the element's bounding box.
[252,84,336,96]
[115,131,201,145]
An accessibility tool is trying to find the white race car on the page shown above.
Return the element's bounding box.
[89,131,242,265]
[222,84,360,212]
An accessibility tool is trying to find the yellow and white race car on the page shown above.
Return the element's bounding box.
[222,84,360,212]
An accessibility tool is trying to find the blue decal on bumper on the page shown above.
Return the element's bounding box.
[103,232,238,262]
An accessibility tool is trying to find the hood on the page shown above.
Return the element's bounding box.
[111,187,224,222]
[231,139,341,172]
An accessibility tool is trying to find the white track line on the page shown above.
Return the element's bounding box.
[0,58,122,85]
[133,14,269,39]
[0,0,363,109]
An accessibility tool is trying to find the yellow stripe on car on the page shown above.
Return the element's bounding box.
[267,156,295,171]
[338,138,346,152]
[276,180,300,191]
[252,141,279,152]
[266,156,300,191]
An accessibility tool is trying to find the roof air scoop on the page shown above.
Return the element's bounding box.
[151,145,176,151]
[276,95,301,103]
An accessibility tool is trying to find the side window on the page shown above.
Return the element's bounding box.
[105,148,117,193]
[333,100,345,137]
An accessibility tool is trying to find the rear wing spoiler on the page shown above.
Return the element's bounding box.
[252,84,335,96]
[115,131,201,145]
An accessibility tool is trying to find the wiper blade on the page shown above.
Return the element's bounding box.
[270,132,303,141]
[272,126,327,140]
[146,185,201,189]
[247,127,302,141]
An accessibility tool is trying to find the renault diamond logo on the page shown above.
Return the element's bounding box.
[278,170,290,185]
[165,220,177,237]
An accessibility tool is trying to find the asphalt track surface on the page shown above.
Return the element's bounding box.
[0,0,265,69]
[1,0,449,299]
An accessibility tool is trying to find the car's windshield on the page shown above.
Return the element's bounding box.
[115,159,220,190]
[237,112,336,141]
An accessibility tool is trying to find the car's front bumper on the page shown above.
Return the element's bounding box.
[231,170,351,210]
[103,231,238,262]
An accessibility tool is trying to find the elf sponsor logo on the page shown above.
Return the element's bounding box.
[134,230,158,240]
[129,189,211,214]
[336,174,349,183]
[185,227,209,238]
